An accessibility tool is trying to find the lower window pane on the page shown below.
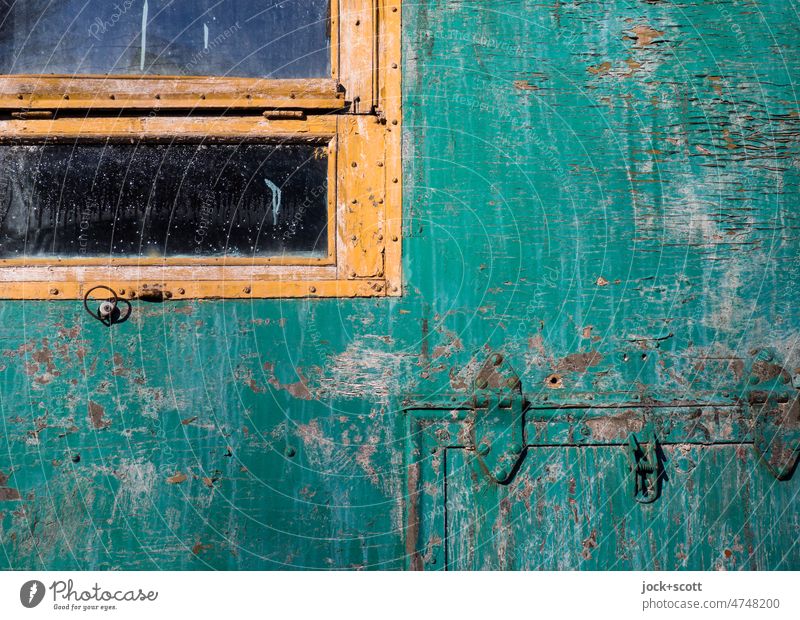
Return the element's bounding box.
[0,143,329,259]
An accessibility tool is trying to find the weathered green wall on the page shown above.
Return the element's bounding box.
[2,0,799,569]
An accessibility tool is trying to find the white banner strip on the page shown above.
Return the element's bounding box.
[0,571,797,619]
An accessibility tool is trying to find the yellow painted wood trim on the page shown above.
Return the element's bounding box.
[0,279,387,300]
[0,77,345,111]
[0,115,338,141]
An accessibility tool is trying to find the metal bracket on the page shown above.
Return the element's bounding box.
[471,353,526,485]
[625,431,661,503]
[752,395,800,480]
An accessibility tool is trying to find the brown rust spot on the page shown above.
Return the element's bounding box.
[587,61,612,76]
[263,362,313,400]
[556,351,603,373]
[192,542,212,554]
[88,401,110,429]
[596,276,609,286]
[581,529,598,560]
[166,472,187,484]
[0,470,21,501]
[513,80,538,90]
[586,410,645,442]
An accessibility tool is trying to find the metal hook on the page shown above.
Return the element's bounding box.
[83,285,131,327]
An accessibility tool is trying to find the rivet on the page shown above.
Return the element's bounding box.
[351,235,357,242]
[154,94,161,99]
[391,235,398,242]
[309,286,317,293]
[377,161,384,167]
[391,119,398,125]
[285,446,296,457]
[351,161,357,167]
[494,467,508,481]
[351,198,358,204]
[377,270,384,277]
[392,6,398,12]
[62,94,69,100]
[377,234,384,241]
[16,94,23,100]
[71,454,81,463]
[349,270,357,278]
[177,288,185,295]
[391,63,398,69]
[118,289,125,295]
[109,94,116,100]
[49,288,59,295]
[392,178,399,183]
[392,285,399,293]
[511,443,523,454]
[374,284,383,292]
[478,443,490,456]
[200,94,206,100]
[243,286,251,294]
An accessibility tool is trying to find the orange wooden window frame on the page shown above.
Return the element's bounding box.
[0,0,401,300]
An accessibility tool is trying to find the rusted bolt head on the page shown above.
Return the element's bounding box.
[177,288,185,295]
[477,442,490,456]
[309,286,317,294]
[49,288,59,295]
[492,353,503,366]
[243,286,251,294]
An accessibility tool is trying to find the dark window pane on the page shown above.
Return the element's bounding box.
[0,143,329,259]
[0,0,330,78]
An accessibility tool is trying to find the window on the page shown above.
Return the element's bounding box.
[0,0,401,299]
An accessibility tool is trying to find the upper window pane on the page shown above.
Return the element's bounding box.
[0,0,330,78]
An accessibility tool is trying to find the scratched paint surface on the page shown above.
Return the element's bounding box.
[2,0,800,569]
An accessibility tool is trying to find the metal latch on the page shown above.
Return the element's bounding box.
[471,353,526,485]
[625,431,661,503]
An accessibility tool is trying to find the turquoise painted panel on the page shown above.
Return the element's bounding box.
[446,446,800,570]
